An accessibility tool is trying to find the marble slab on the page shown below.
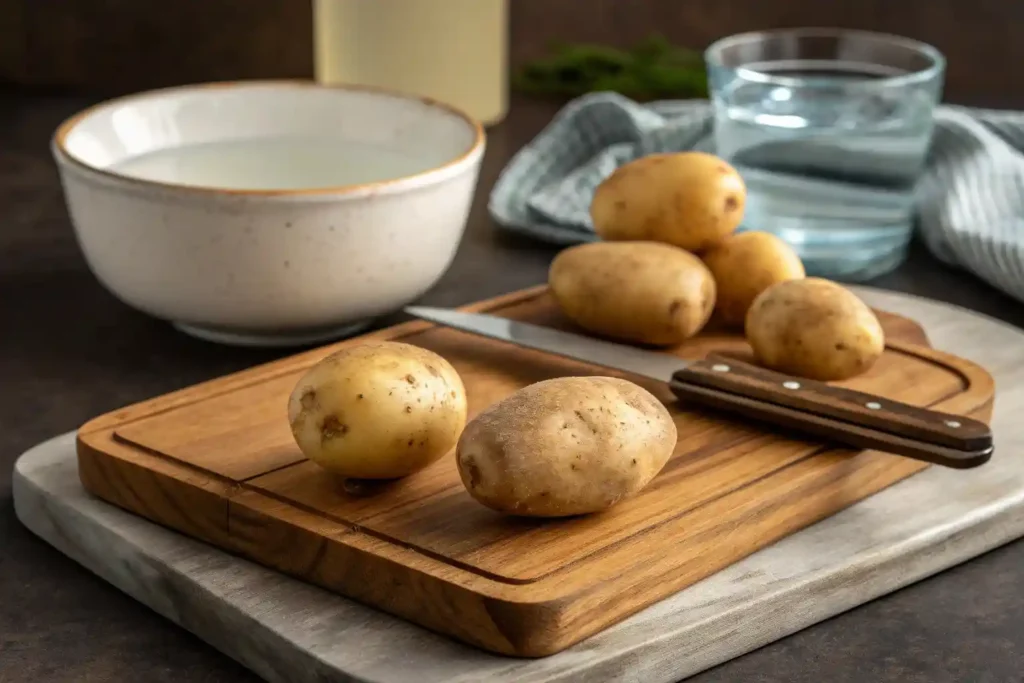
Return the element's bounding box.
[13,287,1024,683]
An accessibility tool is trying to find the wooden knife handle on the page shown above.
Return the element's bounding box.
[669,353,993,469]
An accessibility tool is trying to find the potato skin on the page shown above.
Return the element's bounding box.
[745,278,885,381]
[288,341,467,479]
[703,231,805,326]
[549,241,716,346]
[590,151,746,252]
[456,376,677,517]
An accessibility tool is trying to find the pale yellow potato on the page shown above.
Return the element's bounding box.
[549,241,716,346]
[287,341,467,479]
[745,278,885,381]
[456,376,677,517]
[702,231,806,327]
[590,151,746,252]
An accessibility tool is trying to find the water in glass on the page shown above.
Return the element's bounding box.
[708,31,943,281]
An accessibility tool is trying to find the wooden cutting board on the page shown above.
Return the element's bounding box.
[74,285,994,658]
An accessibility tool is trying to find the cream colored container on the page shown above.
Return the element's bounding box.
[51,81,484,347]
[313,0,509,126]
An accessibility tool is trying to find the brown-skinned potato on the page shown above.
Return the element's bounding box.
[590,151,746,252]
[703,231,806,327]
[288,341,467,479]
[745,278,885,381]
[456,376,677,517]
[549,241,716,346]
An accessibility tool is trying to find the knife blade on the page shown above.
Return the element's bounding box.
[405,305,994,469]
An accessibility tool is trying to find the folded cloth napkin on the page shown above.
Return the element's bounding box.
[489,92,1024,302]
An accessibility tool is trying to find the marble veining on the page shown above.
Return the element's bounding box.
[13,287,1024,683]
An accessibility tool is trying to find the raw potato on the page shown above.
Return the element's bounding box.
[590,151,746,252]
[288,341,468,479]
[703,231,806,326]
[549,241,716,346]
[456,376,677,517]
[745,278,885,381]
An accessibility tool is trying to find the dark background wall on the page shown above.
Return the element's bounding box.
[1,0,1020,106]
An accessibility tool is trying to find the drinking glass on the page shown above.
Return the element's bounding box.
[705,29,945,281]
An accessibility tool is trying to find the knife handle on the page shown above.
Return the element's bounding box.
[669,353,993,469]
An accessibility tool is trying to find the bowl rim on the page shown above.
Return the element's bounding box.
[51,79,486,198]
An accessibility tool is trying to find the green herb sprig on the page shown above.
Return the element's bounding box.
[514,35,708,100]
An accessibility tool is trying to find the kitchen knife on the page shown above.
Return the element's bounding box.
[404,306,993,469]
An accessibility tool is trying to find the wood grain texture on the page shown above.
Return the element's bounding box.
[4,0,1023,106]
[507,0,1024,107]
[16,287,1024,683]
[11,0,314,95]
[679,354,989,445]
[671,354,993,468]
[74,287,993,657]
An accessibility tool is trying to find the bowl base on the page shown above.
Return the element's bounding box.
[173,320,374,348]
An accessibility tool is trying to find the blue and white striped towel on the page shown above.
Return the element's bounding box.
[488,92,1024,300]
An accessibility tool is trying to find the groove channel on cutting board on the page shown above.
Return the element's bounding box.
[109,300,967,584]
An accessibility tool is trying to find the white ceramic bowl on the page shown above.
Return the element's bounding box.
[52,80,485,346]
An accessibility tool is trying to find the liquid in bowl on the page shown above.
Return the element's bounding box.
[110,137,440,190]
[51,81,486,347]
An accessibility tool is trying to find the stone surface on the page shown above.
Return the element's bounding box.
[5,90,1024,682]
[13,287,1024,683]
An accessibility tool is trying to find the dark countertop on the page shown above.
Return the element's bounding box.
[2,90,1024,682]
